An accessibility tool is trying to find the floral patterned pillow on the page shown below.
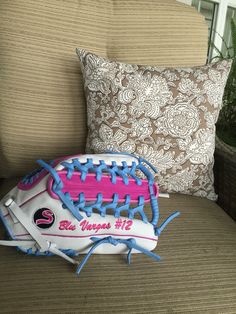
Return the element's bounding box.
[76,48,232,200]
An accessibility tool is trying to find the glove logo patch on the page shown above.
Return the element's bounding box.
[33,208,55,229]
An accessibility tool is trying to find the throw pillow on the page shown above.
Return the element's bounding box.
[76,48,232,200]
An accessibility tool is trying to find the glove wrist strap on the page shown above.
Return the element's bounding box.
[1,198,78,265]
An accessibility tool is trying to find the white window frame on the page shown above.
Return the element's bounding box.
[177,0,236,56]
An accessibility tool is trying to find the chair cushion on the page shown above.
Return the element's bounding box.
[0,0,208,178]
[0,178,235,313]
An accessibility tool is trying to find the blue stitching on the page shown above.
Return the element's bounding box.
[155,211,180,236]
[1,150,181,274]
[105,151,158,174]
[36,155,180,235]
[76,236,161,275]
[22,168,44,185]
[19,247,79,257]
[37,159,84,221]
[130,161,142,185]
[21,160,55,185]
[136,163,158,225]
[37,156,155,223]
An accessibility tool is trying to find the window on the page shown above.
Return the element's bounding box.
[178,0,236,59]
[222,6,236,57]
[192,0,218,57]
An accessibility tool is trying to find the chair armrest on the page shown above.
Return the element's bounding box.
[214,137,236,220]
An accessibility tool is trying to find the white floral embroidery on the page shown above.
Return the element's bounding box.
[92,124,136,153]
[187,129,215,165]
[163,70,178,82]
[130,118,153,140]
[155,103,199,138]
[203,68,229,108]
[137,144,175,174]
[178,78,199,96]
[77,49,232,200]
[161,167,199,193]
[128,72,172,119]
[118,89,135,104]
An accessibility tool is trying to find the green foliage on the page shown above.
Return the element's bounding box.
[209,19,236,147]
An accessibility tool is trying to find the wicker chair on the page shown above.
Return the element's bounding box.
[214,137,236,220]
[0,1,235,313]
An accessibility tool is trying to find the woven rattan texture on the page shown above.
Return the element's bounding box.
[214,138,236,220]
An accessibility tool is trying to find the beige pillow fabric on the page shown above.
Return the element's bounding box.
[76,48,232,200]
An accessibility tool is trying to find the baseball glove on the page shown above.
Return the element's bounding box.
[0,152,180,275]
